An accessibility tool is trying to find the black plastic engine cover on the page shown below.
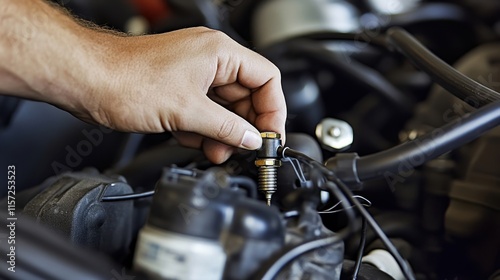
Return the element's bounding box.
[145,167,285,280]
[22,169,134,260]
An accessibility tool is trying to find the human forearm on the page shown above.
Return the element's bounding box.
[0,0,111,113]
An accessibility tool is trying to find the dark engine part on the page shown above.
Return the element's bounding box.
[21,169,134,260]
[278,202,344,280]
[0,211,115,280]
[400,42,500,279]
[341,260,394,280]
[133,167,344,280]
[134,167,285,280]
[445,128,500,278]
[0,96,20,129]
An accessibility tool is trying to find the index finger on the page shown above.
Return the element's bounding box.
[213,40,287,141]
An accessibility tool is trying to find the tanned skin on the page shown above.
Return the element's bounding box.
[0,0,287,163]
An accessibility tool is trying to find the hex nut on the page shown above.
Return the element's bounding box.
[255,159,282,167]
[260,132,281,139]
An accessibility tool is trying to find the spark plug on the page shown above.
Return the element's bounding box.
[255,132,282,206]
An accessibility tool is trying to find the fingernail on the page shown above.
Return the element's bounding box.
[222,148,233,162]
[241,130,262,150]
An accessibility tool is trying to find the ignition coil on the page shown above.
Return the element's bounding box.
[255,132,282,206]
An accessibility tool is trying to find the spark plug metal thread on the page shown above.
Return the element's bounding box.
[255,132,282,206]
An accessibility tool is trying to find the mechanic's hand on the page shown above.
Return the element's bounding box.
[84,27,287,163]
[0,0,286,164]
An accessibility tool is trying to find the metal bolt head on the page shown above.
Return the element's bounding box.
[316,118,353,151]
[408,130,418,140]
[328,127,342,138]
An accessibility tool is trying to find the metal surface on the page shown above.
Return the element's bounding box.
[260,132,281,139]
[366,0,420,15]
[315,118,354,151]
[252,0,360,48]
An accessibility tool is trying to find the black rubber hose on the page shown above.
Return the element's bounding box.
[229,176,258,199]
[287,41,415,113]
[350,100,500,181]
[386,27,500,108]
[288,31,388,49]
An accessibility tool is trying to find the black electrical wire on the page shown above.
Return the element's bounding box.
[281,147,417,280]
[386,27,500,108]
[101,175,256,202]
[255,176,358,280]
[258,229,350,280]
[352,217,367,280]
[352,99,500,181]
[333,177,415,280]
[101,190,155,202]
[101,174,256,202]
[279,146,322,167]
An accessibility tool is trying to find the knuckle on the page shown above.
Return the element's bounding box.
[208,29,228,40]
[190,26,221,38]
[192,26,212,33]
[271,64,281,79]
[188,30,226,60]
[197,27,226,41]
[200,29,230,49]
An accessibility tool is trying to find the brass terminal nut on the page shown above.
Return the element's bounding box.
[260,132,281,139]
[255,158,282,167]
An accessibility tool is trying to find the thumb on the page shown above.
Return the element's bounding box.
[181,99,263,150]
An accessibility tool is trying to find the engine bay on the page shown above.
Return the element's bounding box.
[1,0,500,279]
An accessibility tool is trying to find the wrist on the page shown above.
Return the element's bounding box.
[54,27,121,116]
